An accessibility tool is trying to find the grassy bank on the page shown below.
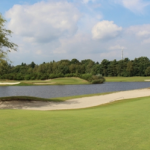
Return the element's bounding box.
[0,77,90,86]
[0,92,112,101]
[0,96,150,149]
[1,77,150,86]
[105,76,150,82]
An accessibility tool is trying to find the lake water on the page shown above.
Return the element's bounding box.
[0,82,150,98]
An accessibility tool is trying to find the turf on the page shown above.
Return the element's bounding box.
[0,96,150,150]
[0,77,90,86]
[48,77,89,85]
[105,76,150,82]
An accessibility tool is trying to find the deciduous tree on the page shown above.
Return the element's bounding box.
[0,14,17,62]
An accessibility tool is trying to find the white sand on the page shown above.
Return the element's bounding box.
[145,80,150,81]
[0,82,20,85]
[0,88,150,110]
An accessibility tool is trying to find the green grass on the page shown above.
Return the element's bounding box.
[1,76,150,86]
[0,77,90,86]
[0,96,150,149]
[105,76,150,82]
[48,77,89,85]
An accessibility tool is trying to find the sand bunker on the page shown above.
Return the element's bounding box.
[0,88,150,110]
[145,80,150,81]
[0,82,20,85]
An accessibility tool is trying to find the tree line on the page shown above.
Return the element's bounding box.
[0,57,150,81]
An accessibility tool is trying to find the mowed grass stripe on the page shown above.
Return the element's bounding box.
[0,97,150,149]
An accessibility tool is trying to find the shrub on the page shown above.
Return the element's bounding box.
[91,79,105,84]
[40,74,49,80]
[80,74,92,81]
[16,74,24,80]
[91,74,105,84]
[49,74,57,79]
[24,75,30,80]
[64,74,73,77]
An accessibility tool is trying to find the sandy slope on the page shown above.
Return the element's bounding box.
[0,82,20,85]
[0,88,150,110]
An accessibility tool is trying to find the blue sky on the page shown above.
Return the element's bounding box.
[1,0,150,65]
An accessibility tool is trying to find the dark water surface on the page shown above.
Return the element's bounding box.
[0,82,150,98]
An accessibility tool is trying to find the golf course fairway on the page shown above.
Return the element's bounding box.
[0,96,150,150]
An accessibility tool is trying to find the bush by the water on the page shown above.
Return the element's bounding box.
[79,74,93,81]
[79,74,105,84]
[91,74,105,84]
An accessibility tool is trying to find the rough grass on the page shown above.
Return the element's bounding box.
[105,76,150,82]
[0,96,150,150]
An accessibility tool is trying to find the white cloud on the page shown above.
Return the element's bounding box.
[100,51,119,59]
[82,0,96,4]
[127,24,150,43]
[6,1,81,43]
[137,30,150,38]
[83,0,90,3]
[92,20,122,40]
[114,0,150,13]
[143,38,150,43]
[109,45,126,50]
[36,50,42,55]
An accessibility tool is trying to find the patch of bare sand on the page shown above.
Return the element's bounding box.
[1,88,150,110]
[0,82,20,85]
[145,80,150,81]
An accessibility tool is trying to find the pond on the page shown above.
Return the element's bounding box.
[0,82,150,98]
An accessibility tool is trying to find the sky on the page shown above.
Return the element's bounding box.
[1,0,150,65]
